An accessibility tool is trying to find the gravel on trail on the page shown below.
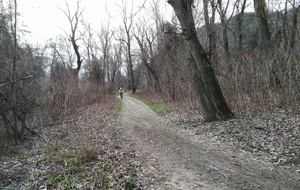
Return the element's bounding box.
[116,95,300,190]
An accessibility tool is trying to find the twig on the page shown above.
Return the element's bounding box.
[0,75,33,88]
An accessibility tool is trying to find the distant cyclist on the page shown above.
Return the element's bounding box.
[118,87,124,99]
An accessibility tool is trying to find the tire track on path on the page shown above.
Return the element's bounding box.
[118,95,300,190]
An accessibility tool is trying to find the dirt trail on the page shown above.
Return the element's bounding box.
[117,95,300,190]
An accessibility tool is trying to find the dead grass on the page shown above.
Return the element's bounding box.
[0,94,141,189]
[133,90,165,103]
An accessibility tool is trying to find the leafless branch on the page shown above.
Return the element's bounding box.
[0,75,33,88]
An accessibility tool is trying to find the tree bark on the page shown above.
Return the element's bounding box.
[126,36,136,93]
[167,0,233,121]
[236,0,247,49]
[11,0,22,142]
[253,0,271,48]
[290,3,299,49]
[282,0,288,49]
[217,0,229,52]
[203,0,216,58]
[1,113,12,139]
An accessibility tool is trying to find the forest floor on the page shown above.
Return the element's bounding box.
[0,93,299,189]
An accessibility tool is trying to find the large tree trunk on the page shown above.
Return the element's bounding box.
[167,0,233,121]
[11,0,24,142]
[236,0,247,49]
[127,41,136,93]
[254,0,282,88]
[217,0,229,52]
[290,3,299,49]
[203,0,216,58]
[253,0,271,47]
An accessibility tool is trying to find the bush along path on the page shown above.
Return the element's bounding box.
[0,102,157,189]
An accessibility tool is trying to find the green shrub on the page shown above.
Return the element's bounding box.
[102,161,112,172]
[114,142,121,149]
[123,179,134,190]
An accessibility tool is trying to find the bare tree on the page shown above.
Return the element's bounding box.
[253,0,271,48]
[60,0,84,78]
[0,2,41,141]
[290,0,299,49]
[80,22,104,91]
[11,0,19,141]
[98,23,113,87]
[216,0,230,52]
[216,0,239,53]
[203,0,217,58]
[134,16,161,91]
[235,0,247,49]
[110,42,124,91]
[116,0,146,93]
[116,0,137,93]
[80,22,95,66]
[167,0,233,121]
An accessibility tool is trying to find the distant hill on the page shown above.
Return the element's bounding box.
[197,9,299,51]
[197,12,260,50]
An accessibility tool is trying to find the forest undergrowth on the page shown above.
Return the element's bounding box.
[0,95,158,189]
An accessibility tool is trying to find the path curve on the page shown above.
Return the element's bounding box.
[118,95,300,190]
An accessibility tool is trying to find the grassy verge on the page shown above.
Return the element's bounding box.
[129,93,172,117]
[116,98,123,111]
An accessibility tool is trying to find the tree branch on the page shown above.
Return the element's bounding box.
[0,75,33,88]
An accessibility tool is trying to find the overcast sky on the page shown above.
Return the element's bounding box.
[17,0,127,43]
[4,0,295,45]
[13,0,171,44]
